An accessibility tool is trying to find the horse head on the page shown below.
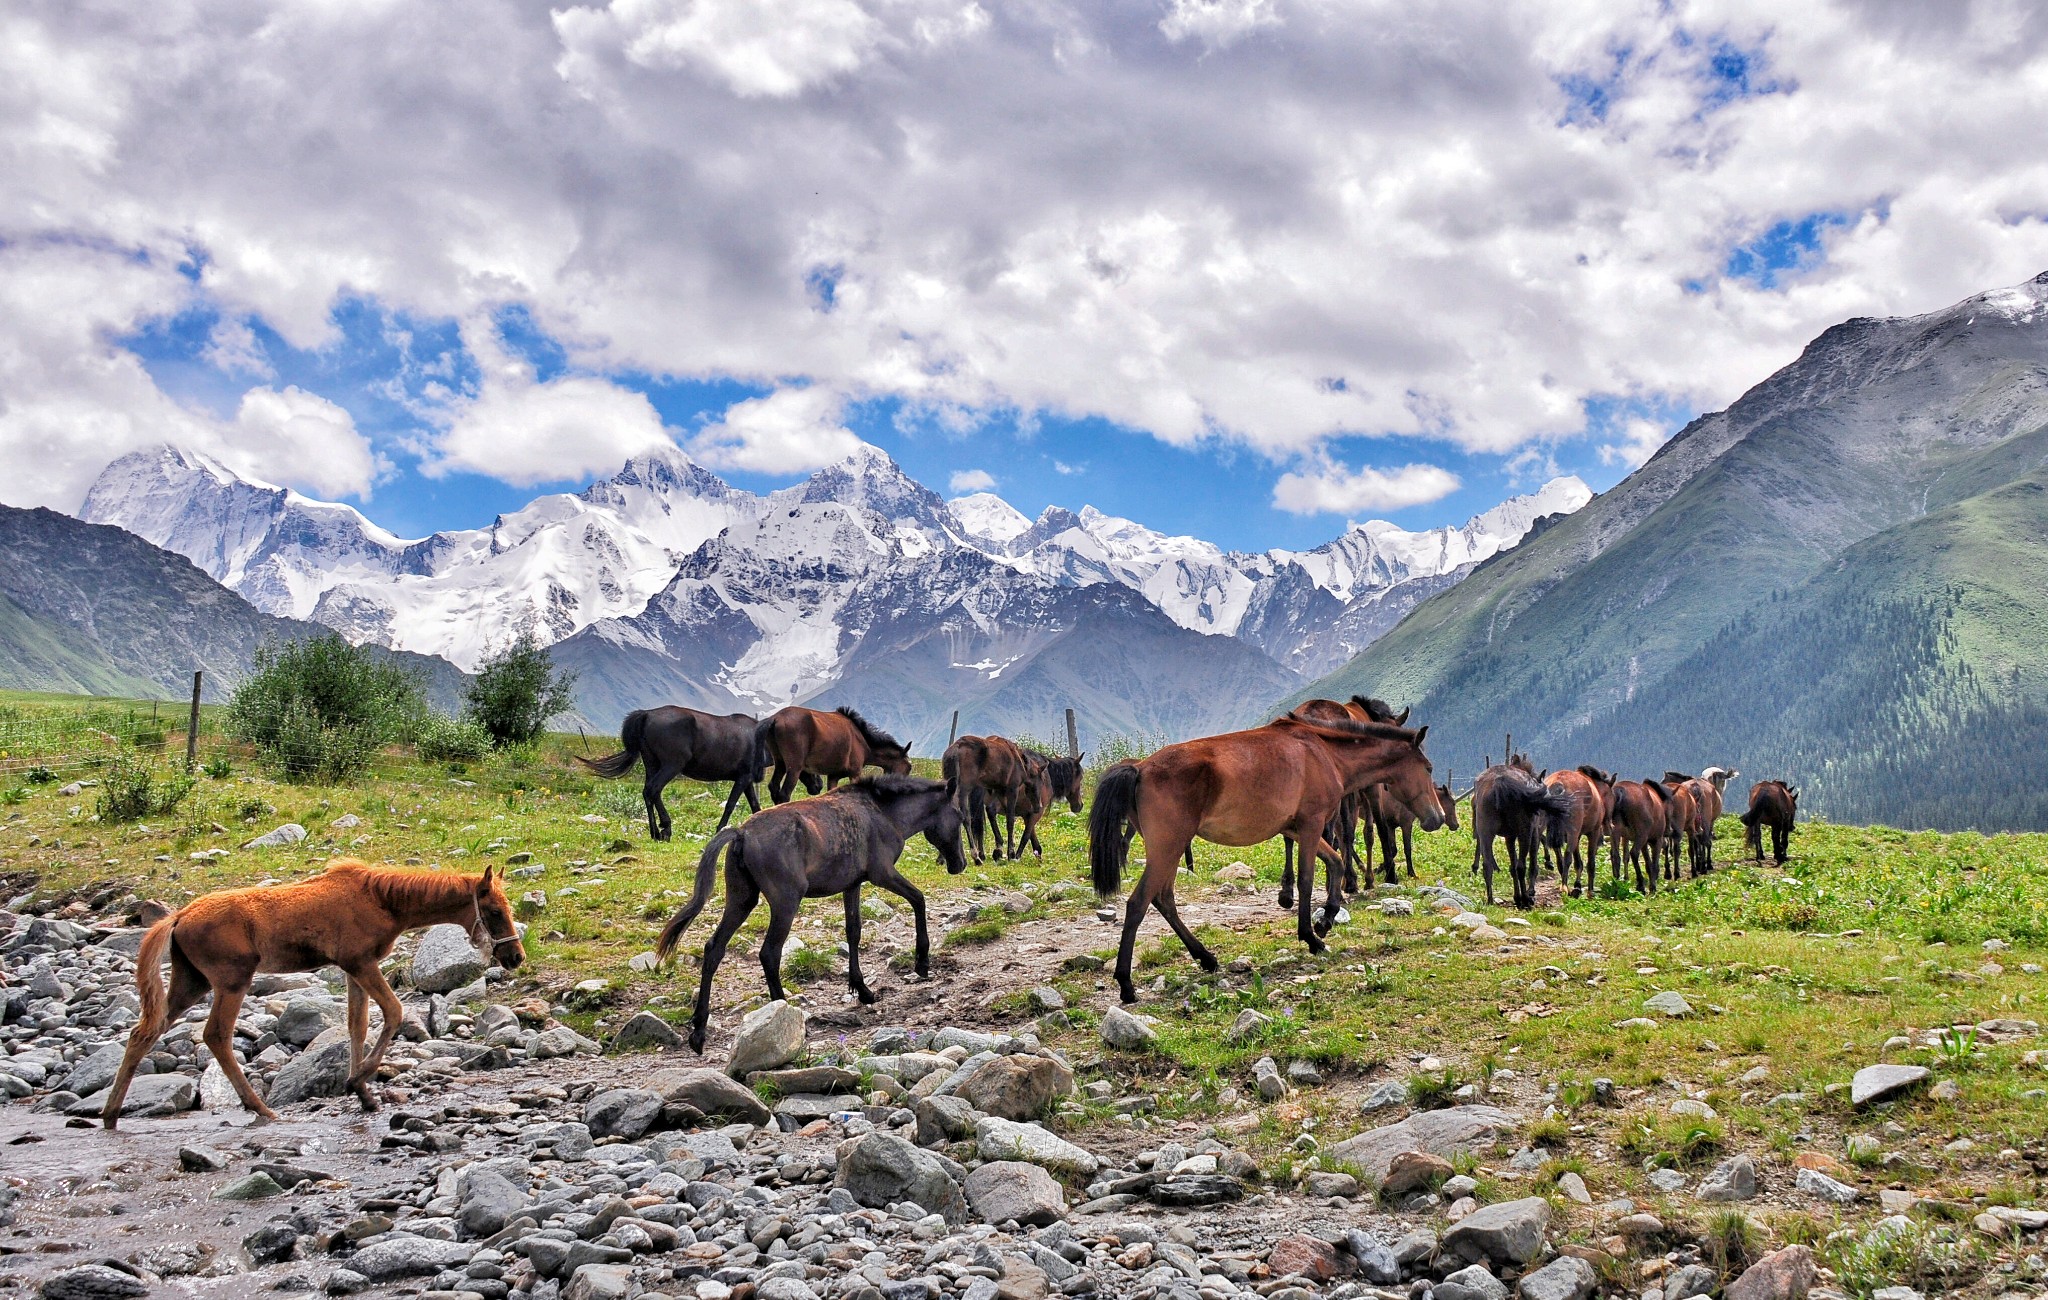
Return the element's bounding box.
[927,782,968,875]
[1382,725,1445,832]
[470,865,526,971]
[1434,781,1460,832]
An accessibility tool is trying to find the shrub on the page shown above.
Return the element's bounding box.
[94,753,194,823]
[24,764,56,784]
[202,756,234,780]
[1,786,25,807]
[228,634,427,781]
[464,630,577,748]
[417,713,492,763]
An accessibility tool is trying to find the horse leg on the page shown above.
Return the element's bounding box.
[842,887,875,1004]
[1402,824,1415,880]
[868,861,931,979]
[716,779,748,831]
[1480,836,1498,906]
[805,773,826,796]
[340,965,406,1112]
[757,890,800,1005]
[1314,836,1347,935]
[643,766,677,841]
[102,951,210,1129]
[689,877,759,1054]
[1116,834,1185,1002]
[1290,830,1330,955]
[1339,802,1360,896]
[1153,886,1218,973]
[204,982,277,1120]
[1278,837,1296,910]
[346,976,368,1085]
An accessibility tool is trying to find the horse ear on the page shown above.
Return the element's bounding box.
[1412,724,1428,746]
[1395,707,1411,725]
[480,864,495,889]
[1076,751,1087,762]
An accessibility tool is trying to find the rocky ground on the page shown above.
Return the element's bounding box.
[2,880,2043,1300]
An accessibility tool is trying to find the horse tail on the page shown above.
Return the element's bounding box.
[580,710,648,779]
[655,828,739,962]
[131,917,177,1039]
[750,715,777,785]
[1088,762,1141,897]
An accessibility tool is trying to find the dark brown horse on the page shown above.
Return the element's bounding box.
[990,750,1086,860]
[943,734,1037,862]
[580,706,763,840]
[1662,766,1738,874]
[1089,713,1443,1002]
[1371,779,1460,882]
[1470,764,1573,909]
[1277,696,1408,906]
[756,706,912,804]
[1742,780,1798,863]
[1541,767,1610,898]
[1644,777,1698,879]
[1606,779,1667,893]
[654,775,965,1052]
[102,861,522,1128]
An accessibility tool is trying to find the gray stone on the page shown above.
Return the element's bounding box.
[268,1026,354,1105]
[1253,1056,1288,1101]
[1664,1263,1719,1300]
[411,924,488,994]
[458,1169,527,1237]
[914,1094,979,1146]
[37,1265,150,1300]
[1648,1167,1688,1193]
[1099,1007,1159,1050]
[959,1053,1074,1121]
[1322,1104,1518,1180]
[652,1067,771,1125]
[346,1235,475,1281]
[584,1088,664,1139]
[533,1026,602,1058]
[1644,991,1694,1017]
[727,999,805,1076]
[975,1116,1100,1178]
[1342,1230,1399,1284]
[179,1144,233,1172]
[1434,1263,1508,1300]
[964,1160,1067,1226]
[214,1172,287,1201]
[275,996,345,1047]
[1795,1166,1860,1204]
[1850,1063,1930,1107]
[1724,1244,1817,1300]
[564,1263,633,1300]
[1440,1196,1550,1265]
[1303,1171,1359,1198]
[1359,1080,1408,1112]
[72,1072,196,1118]
[244,823,309,849]
[1518,1256,1597,1300]
[1698,1153,1760,1202]
[836,1131,967,1222]
[1227,1009,1272,1043]
[59,1043,128,1099]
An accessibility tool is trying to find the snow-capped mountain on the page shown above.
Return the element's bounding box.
[75,440,1589,735]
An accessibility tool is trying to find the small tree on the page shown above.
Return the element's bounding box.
[464,630,577,748]
[228,634,428,781]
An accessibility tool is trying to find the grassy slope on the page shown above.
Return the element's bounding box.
[0,592,162,699]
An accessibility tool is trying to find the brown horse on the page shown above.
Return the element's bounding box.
[1371,780,1460,882]
[1644,778,1698,879]
[756,706,912,803]
[654,775,965,1052]
[579,705,763,840]
[1541,767,1609,897]
[1277,696,1408,906]
[1742,780,1798,863]
[1605,780,1666,893]
[993,750,1085,860]
[1089,713,1443,1002]
[1662,766,1738,874]
[943,734,1034,862]
[101,860,523,1129]
[1470,763,1573,909]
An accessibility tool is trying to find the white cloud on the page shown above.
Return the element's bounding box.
[948,467,996,493]
[202,318,273,378]
[689,387,863,473]
[1159,0,1281,50]
[1272,462,1462,516]
[1599,418,1672,470]
[554,0,883,98]
[227,386,387,498]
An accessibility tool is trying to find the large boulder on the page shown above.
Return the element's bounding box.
[59,1044,130,1099]
[274,996,346,1048]
[1440,1196,1550,1266]
[974,1117,1100,1179]
[1322,1105,1518,1180]
[584,1088,664,1140]
[959,1054,1075,1121]
[71,1073,196,1118]
[267,1027,354,1105]
[835,1132,967,1222]
[963,1161,1067,1226]
[411,925,487,994]
[458,1170,528,1238]
[651,1068,772,1126]
[345,1235,475,1281]
[727,1000,805,1077]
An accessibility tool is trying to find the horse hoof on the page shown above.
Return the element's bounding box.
[1306,938,1327,955]
[856,988,877,1004]
[1118,988,1138,1005]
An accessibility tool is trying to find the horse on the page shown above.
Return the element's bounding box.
[1089,713,1443,1002]
[943,734,1034,862]
[1643,778,1698,879]
[1742,780,1798,863]
[100,860,522,1129]
[756,706,912,804]
[1605,779,1667,893]
[1277,696,1408,908]
[1662,770,1733,876]
[580,706,763,841]
[991,750,1085,860]
[1540,767,1609,898]
[1371,779,1460,882]
[1470,764,1573,909]
[653,775,965,1053]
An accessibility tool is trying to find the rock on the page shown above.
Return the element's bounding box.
[76,1072,196,1117]
[1795,1166,1859,1204]
[652,1067,771,1125]
[1303,1171,1359,1198]
[610,1011,684,1052]
[244,823,308,849]
[832,1129,960,1209]
[960,1054,1074,1121]
[198,1061,243,1111]
[964,1161,1066,1226]
[1323,1105,1518,1180]
[1359,1080,1408,1112]
[1555,1170,1591,1204]
[1382,1150,1453,1195]
[915,1094,980,1146]
[975,1117,1100,1179]
[1380,898,1415,917]
[1697,1154,1760,1202]
[1618,1213,1665,1239]
[1441,1196,1550,1266]
[215,1172,287,1200]
[1793,1151,1852,1180]
[1664,1262,1718,1299]
[1027,986,1065,1012]
[752,1065,861,1093]
[59,1044,129,1099]
[1644,991,1693,1017]
[243,1221,301,1265]
[1850,1064,1930,1107]
[564,1264,633,1300]
[179,1144,233,1172]
[346,1235,475,1281]
[37,1265,150,1300]
[1268,1236,1345,1282]
[1519,1256,1596,1300]
[1669,1098,1716,1119]
[268,1026,354,1105]
[727,1000,805,1077]
[1724,1245,1817,1300]
[1252,1056,1288,1101]
[1099,1007,1159,1050]
[1150,1173,1244,1206]
[411,924,488,993]
[1432,1262,1508,1300]
[458,1169,527,1237]
[275,996,345,1047]
[1227,1009,1272,1043]
[584,1087,664,1139]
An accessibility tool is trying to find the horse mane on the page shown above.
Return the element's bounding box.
[327,859,482,910]
[847,773,946,799]
[1576,764,1615,784]
[1346,695,1404,722]
[1663,770,1696,784]
[1280,710,1418,744]
[1641,777,1671,799]
[835,706,906,753]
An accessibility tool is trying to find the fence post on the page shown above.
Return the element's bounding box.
[948,711,959,745]
[1064,708,1079,759]
[185,671,203,771]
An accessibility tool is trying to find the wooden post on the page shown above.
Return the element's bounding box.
[185,671,203,771]
[948,711,959,745]
[1064,708,1079,759]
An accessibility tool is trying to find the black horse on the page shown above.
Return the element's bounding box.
[653,775,966,1053]
[580,706,764,841]
[1470,762,1573,909]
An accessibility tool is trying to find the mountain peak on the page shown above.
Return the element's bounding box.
[948,492,1032,544]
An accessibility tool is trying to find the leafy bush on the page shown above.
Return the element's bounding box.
[131,726,166,751]
[464,630,576,748]
[94,753,194,823]
[228,634,427,781]
[202,756,234,780]
[1,786,25,807]
[24,764,56,784]
[417,713,492,763]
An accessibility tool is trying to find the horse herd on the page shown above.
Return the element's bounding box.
[95,699,1801,1127]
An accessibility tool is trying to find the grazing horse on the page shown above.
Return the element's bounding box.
[960,748,1085,861]
[1742,780,1799,863]
[580,706,763,841]
[757,706,912,804]
[1089,714,1443,1002]
[1372,780,1460,882]
[1471,764,1573,909]
[943,735,1032,862]
[1277,696,1409,907]
[654,775,965,1053]
[1540,767,1610,898]
[102,861,522,1128]
[1605,780,1667,893]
